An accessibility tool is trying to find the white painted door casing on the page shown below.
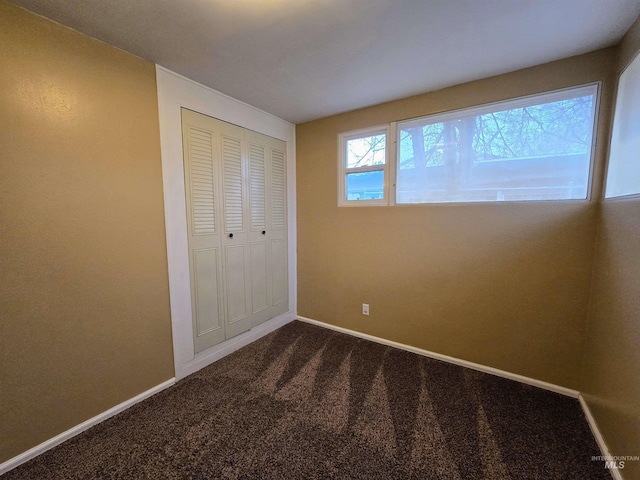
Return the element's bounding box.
[156,66,296,381]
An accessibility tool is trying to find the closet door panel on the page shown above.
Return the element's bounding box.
[192,248,224,352]
[224,244,248,323]
[182,109,226,352]
[250,242,269,314]
[269,147,288,316]
[220,125,253,338]
[247,138,271,325]
[270,239,287,308]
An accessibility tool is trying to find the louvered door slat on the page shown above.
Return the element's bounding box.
[188,126,216,235]
[222,135,244,232]
[249,144,266,231]
[271,149,286,230]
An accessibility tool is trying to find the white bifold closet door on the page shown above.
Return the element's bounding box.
[181,108,288,353]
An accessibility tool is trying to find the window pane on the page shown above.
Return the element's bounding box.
[606,53,640,198]
[346,170,384,201]
[397,89,596,203]
[346,134,386,168]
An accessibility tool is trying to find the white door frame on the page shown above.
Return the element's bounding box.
[155,66,297,380]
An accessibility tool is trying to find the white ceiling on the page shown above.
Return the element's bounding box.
[10,0,640,124]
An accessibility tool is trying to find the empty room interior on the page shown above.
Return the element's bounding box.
[1,0,639,478]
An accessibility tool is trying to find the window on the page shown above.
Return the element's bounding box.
[605,52,640,199]
[396,85,598,204]
[338,126,390,206]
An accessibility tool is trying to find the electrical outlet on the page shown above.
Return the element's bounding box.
[362,303,369,316]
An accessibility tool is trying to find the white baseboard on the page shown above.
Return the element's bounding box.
[297,316,579,398]
[579,395,624,480]
[1,314,294,475]
[3,316,596,477]
[176,312,295,380]
[0,313,295,475]
[0,378,175,476]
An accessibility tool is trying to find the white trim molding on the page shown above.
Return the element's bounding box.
[579,395,625,480]
[0,314,292,475]
[297,316,580,398]
[0,379,175,476]
[155,66,297,381]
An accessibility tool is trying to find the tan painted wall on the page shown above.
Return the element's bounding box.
[0,1,174,463]
[1,0,635,469]
[297,48,616,390]
[581,17,640,479]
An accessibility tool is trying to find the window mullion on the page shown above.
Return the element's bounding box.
[345,165,385,174]
[388,122,397,206]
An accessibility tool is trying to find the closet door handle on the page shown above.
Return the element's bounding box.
[228,233,234,238]
[262,230,266,235]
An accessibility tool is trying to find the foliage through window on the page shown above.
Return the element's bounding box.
[396,85,598,203]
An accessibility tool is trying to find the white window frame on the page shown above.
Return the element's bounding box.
[604,51,640,200]
[338,125,393,207]
[395,83,600,205]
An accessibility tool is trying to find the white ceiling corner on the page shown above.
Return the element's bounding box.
[9,0,640,123]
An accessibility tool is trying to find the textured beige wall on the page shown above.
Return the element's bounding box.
[297,48,616,390]
[0,1,174,462]
[581,16,640,480]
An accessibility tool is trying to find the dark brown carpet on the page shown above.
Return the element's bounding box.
[4,321,611,479]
